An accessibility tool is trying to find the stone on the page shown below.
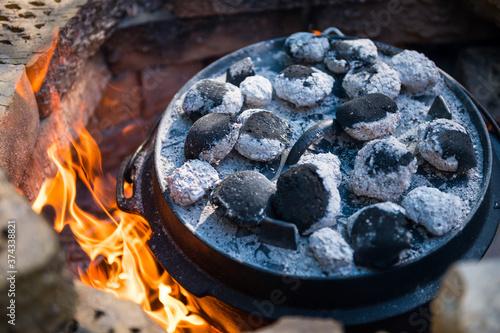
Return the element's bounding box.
[431,260,500,333]
[73,281,165,333]
[0,168,76,333]
[0,0,134,118]
[211,170,275,227]
[0,64,39,186]
[19,53,111,202]
[248,316,343,333]
[259,217,299,250]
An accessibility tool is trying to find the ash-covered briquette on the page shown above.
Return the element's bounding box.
[240,75,273,107]
[274,65,334,107]
[271,164,340,235]
[166,159,219,207]
[259,218,299,250]
[309,228,353,275]
[284,32,330,63]
[418,119,476,172]
[428,95,452,120]
[324,39,378,74]
[348,202,411,269]
[342,61,401,100]
[235,110,292,162]
[182,79,243,120]
[184,113,241,164]
[402,186,463,236]
[226,57,256,87]
[297,152,342,185]
[351,137,417,201]
[211,170,275,227]
[336,93,400,141]
[391,50,441,95]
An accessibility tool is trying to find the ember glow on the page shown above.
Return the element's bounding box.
[32,122,208,332]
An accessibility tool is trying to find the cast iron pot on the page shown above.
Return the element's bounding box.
[116,31,500,332]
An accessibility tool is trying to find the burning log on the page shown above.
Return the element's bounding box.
[0,168,76,333]
[0,0,133,118]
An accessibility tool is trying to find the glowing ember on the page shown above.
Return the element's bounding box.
[32,122,208,332]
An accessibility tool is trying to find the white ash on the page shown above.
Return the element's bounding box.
[418,119,468,172]
[297,152,342,185]
[347,201,406,237]
[166,159,219,206]
[274,67,334,107]
[344,111,401,141]
[350,137,418,201]
[342,61,401,100]
[324,39,378,74]
[182,79,243,116]
[235,133,286,162]
[198,122,241,165]
[309,228,354,276]
[240,75,273,107]
[285,32,330,63]
[303,163,342,235]
[402,186,463,236]
[391,50,441,95]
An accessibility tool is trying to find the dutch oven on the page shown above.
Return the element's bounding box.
[116,29,500,332]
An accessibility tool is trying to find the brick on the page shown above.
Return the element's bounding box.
[0,64,39,186]
[20,53,111,202]
[456,47,500,123]
[0,168,76,333]
[141,62,204,118]
[172,0,382,18]
[102,9,303,74]
[311,0,500,46]
[94,71,142,128]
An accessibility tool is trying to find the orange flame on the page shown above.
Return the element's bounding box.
[26,28,59,93]
[32,121,208,332]
[312,30,322,36]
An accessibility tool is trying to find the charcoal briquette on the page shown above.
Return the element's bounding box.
[226,57,256,87]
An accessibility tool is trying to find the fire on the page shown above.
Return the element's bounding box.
[32,122,209,332]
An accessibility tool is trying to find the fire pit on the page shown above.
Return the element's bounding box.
[116,30,500,332]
